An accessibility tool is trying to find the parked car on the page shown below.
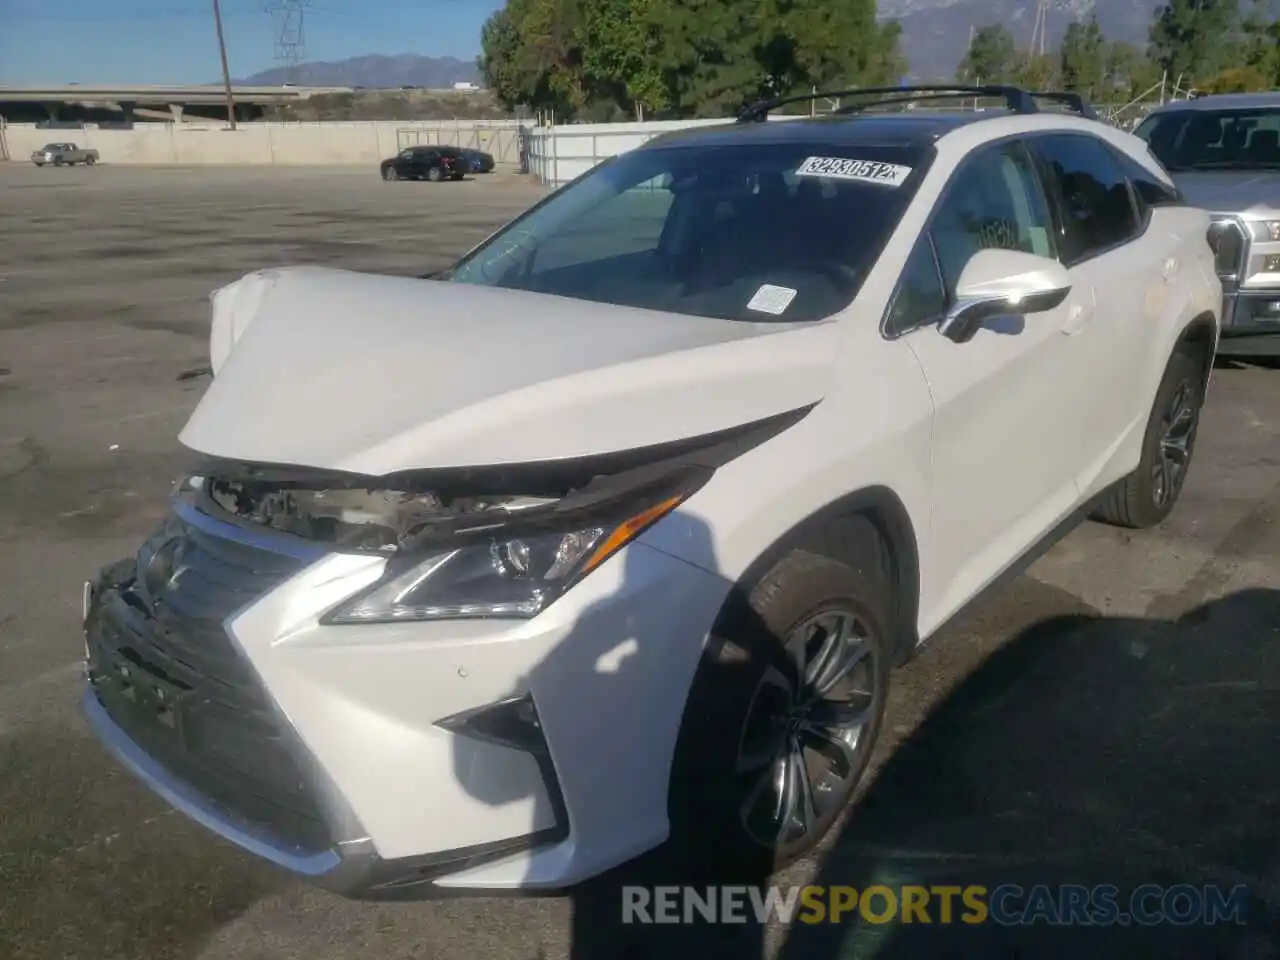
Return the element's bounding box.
[31,142,98,167]
[380,145,467,182]
[83,84,1219,899]
[460,148,496,173]
[1135,92,1280,358]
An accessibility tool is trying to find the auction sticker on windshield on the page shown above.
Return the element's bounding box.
[795,157,912,186]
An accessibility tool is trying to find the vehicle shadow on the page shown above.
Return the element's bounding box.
[775,587,1280,959]
[452,511,1280,958]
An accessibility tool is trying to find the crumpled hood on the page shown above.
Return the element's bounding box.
[181,266,837,474]
[1171,171,1280,216]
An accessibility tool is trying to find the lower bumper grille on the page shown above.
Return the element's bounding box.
[85,516,332,854]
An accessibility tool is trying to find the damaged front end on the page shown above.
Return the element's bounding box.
[165,405,812,623]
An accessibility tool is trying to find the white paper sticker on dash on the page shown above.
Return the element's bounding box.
[747,284,798,315]
[795,156,912,187]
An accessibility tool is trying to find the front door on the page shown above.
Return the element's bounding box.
[1027,132,1158,493]
[889,140,1096,625]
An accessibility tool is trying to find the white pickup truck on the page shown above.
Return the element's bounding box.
[31,142,99,167]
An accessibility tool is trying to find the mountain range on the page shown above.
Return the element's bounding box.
[239,54,481,88]
[889,0,1153,78]
[235,0,1246,93]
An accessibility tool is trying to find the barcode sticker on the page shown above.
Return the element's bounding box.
[795,156,912,187]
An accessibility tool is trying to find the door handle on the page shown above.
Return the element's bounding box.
[1062,301,1087,336]
[1162,257,1179,283]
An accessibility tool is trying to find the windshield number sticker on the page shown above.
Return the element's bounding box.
[747,284,798,315]
[795,157,912,187]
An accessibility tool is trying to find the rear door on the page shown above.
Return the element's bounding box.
[1025,133,1152,493]
[888,139,1092,617]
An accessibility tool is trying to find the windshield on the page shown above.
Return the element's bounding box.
[441,139,928,323]
[1135,107,1280,171]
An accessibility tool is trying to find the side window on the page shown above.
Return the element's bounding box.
[1109,146,1183,218]
[886,236,946,335]
[929,142,1057,300]
[1032,134,1140,263]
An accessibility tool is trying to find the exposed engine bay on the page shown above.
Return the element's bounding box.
[184,407,814,555]
[204,477,559,553]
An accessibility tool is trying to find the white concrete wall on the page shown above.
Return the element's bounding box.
[1,120,527,167]
[525,116,797,187]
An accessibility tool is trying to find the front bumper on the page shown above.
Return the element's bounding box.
[82,498,729,896]
[1218,291,1280,355]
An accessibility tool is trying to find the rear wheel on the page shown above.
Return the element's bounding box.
[1091,347,1204,529]
[85,156,96,166]
[668,518,893,875]
[427,166,444,182]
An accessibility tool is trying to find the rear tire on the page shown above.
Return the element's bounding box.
[1091,347,1203,529]
[85,156,96,166]
[427,167,443,182]
[668,517,893,877]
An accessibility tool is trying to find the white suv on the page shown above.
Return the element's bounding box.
[82,86,1221,898]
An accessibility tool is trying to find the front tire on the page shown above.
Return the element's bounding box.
[382,166,398,181]
[668,518,893,876]
[427,167,444,182]
[1091,347,1204,529]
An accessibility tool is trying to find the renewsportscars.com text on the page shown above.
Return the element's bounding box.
[622,884,1251,927]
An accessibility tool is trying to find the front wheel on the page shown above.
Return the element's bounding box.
[382,166,398,181]
[1091,347,1204,529]
[427,167,444,182]
[668,519,893,875]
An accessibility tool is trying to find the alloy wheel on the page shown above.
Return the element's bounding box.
[1152,378,1196,508]
[734,608,879,850]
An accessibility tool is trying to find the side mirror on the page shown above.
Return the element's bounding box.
[938,248,1072,344]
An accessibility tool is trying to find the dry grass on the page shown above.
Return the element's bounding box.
[265,90,516,122]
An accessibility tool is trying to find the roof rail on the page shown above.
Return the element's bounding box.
[736,85,1040,123]
[1025,90,1098,120]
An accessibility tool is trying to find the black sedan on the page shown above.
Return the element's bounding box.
[380,145,468,182]
[460,148,496,173]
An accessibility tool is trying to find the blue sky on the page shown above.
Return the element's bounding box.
[1,0,505,84]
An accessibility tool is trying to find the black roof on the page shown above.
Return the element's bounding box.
[640,112,992,152]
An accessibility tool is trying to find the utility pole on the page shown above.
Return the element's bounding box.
[213,0,238,129]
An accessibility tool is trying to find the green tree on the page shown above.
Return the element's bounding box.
[1238,5,1280,84]
[956,24,1019,84]
[1148,0,1242,86]
[577,0,670,118]
[1059,15,1106,97]
[480,0,903,120]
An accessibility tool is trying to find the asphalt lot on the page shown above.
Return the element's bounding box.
[1,163,1278,960]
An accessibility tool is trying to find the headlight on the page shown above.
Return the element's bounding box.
[322,475,702,624]
[1248,220,1280,243]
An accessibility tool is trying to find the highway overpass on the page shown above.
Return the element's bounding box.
[0,84,356,123]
